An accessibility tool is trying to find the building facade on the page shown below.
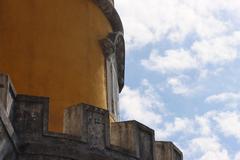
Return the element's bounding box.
[0,0,183,159]
[0,0,123,131]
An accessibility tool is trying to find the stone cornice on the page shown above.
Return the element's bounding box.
[93,0,124,33]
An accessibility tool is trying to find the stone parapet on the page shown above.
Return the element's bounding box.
[111,121,155,159]
[155,141,183,160]
[63,104,110,150]
[0,73,183,160]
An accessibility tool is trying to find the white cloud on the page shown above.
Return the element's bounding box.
[188,136,230,160]
[156,117,193,139]
[117,0,240,82]
[120,81,240,160]
[119,80,165,128]
[167,75,202,96]
[156,111,213,140]
[206,92,240,107]
[167,77,191,95]
[116,0,240,159]
[141,49,198,74]
[235,152,240,160]
[213,112,240,141]
[141,31,240,96]
[116,0,240,49]
[192,32,240,65]
[155,110,239,160]
[142,30,240,75]
[195,116,212,136]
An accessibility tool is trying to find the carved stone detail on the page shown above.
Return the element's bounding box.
[100,32,125,92]
[93,0,123,33]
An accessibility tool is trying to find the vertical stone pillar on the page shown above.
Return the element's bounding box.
[0,74,19,158]
[0,74,16,117]
[154,141,183,160]
[63,104,110,150]
[110,121,155,159]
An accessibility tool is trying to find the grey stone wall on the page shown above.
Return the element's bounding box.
[13,96,138,160]
[0,74,18,160]
[110,121,155,160]
[0,118,16,160]
[155,141,183,160]
[18,155,72,160]
[0,73,183,160]
[63,104,110,150]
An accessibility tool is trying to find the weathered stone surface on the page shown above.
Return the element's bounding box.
[0,119,17,160]
[12,95,138,160]
[63,105,86,139]
[0,74,183,160]
[110,121,155,159]
[0,74,18,159]
[64,104,110,150]
[155,141,183,160]
[0,94,184,160]
[18,154,72,160]
[14,95,49,142]
[0,101,17,159]
[0,74,16,118]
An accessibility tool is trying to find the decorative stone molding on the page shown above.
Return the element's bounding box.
[93,0,123,33]
[100,32,125,120]
[95,0,125,92]
[100,32,125,92]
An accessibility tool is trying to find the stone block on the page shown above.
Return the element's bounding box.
[0,73,16,117]
[155,141,183,160]
[0,118,17,160]
[14,95,49,141]
[110,121,155,159]
[63,104,110,150]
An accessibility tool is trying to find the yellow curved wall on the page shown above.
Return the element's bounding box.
[0,0,112,132]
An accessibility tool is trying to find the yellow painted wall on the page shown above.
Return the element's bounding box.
[0,0,112,132]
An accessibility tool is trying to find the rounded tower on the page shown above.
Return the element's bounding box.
[0,0,124,132]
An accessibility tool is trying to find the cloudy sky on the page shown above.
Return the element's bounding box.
[115,0,240,159]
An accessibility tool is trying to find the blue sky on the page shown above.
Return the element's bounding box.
[115,0,240,159]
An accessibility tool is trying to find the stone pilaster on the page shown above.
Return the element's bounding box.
[111,121,155,159]
[63,104,110,150]
[155,141,183,160]
[0,74,16,118]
